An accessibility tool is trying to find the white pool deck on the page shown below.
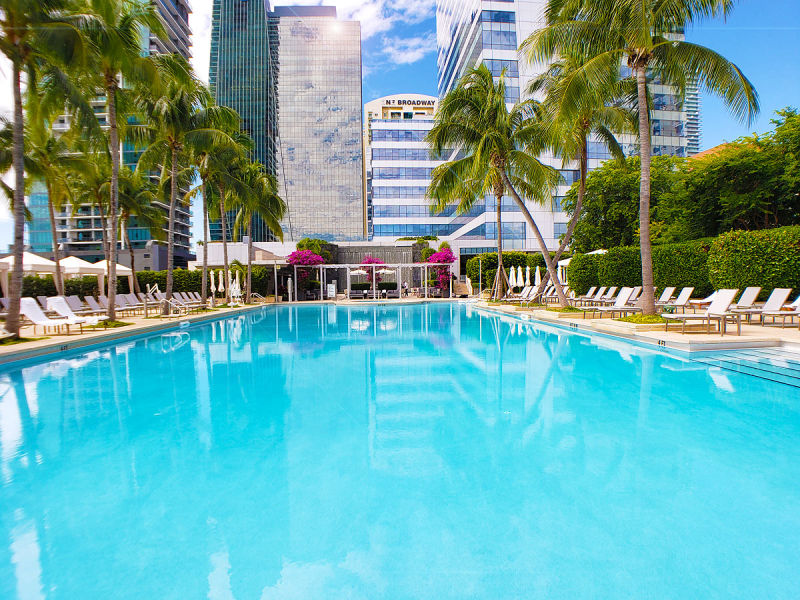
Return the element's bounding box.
[0,297,799,365]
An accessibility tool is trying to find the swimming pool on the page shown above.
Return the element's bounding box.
[1,302,798,599]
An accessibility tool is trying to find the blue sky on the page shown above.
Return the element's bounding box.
[1,0,797,249]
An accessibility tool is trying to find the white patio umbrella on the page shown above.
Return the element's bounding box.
[508,266,516,288]
[534,266,541,287]
[377,268,394,275]
[210,270,217,294]
[517,265,523,287]
[350,268,367,276]
[525,265,531,286]
[218,270,225,293]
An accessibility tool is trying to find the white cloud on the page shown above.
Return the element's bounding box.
[381,32,437,65]
[189,0,437,82]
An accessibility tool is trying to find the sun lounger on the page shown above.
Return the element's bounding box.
[20,297,72,334]
[85,296,105,314]
[65,295,96,315]
[732,288,792,326]
[581,287,635,318]
[574,287,606,307]
[663,287,694,313]
[575,286,597,303]
[689,291,717,309]
[36,296,51,310]
[732,286,761,310]
[663,289,740,335]
[593,286,619,306]
[48,297,109,330]
[628,286,643,304]
[655,287,676,306]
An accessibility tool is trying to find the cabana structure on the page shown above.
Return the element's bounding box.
[0,252,60,296]
[292,262,455,301]
[92,260,135,295]
[61,256,106,277]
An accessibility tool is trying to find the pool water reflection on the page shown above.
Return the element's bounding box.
[0,303,799,599]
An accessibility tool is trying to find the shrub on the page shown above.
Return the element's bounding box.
[22,275,57,298]
[438,241,451,250]
[378,282,397,291]
[598,246,642,287]
[421,247,435,261]
[567,253,601,295]
[351,282,371,291]
[652,238,713,296]
[465,251,552,290]
[708,226,800,294]
[296,238,336,263]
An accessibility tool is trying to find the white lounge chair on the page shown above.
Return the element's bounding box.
[663,287,694,313]
[594,286,619,306]
[689,291,717,309]
[663,289,741,335]
[575,286,606,307]
[20,297,72,335]
[732,286,761,310]
[48,297,109,330]
[731,288,792,326]
[580,287,634,318]
[655,287,676,306]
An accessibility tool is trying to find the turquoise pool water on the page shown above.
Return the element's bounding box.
[0,302,799,599]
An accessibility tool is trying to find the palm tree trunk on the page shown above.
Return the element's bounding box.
[165,147,177,301]
[246,219,253,303]
[636,65,656,315]
[218,184,230,304]
[7,60,26,337]
[500,171,568,307]
[46,183,65,296]
[539,136,588,292]
[97,198,109,262]
[201,181,209,305]
[493,192,507,300]
[124,220,141,294]
[106,79,119,321]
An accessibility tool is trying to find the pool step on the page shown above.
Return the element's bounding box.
[693,348,800,388]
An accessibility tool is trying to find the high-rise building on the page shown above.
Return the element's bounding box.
[209,4,365,243]
[435,0,701,260]
[25,0,194,270]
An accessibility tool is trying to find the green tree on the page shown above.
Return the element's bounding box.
[81,0,164,320]
[137,54,238,303]
[525,50,634,289]
[117,166,164,293]
[526,0,759,313]
[232,162,285,302]
[0,0,85,335]
[427,65,563,304]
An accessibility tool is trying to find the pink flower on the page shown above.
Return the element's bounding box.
[287,250,325,266]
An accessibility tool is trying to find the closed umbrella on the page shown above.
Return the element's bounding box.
[534,266,541,287]
[508,266,516,289]
[517,265,523,287]
[218,270,225,293]
[525,265,531,286]
[210,270,217,294]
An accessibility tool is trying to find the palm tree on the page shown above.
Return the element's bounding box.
[232,161,285,302]
[81,0,164,319]
[136,54,238,304]
[427,65,565,304]
[525,51,635,289]
[117,166,164,293]
[70,152,112,261]
[0,0,85,336]
[524,0,759,313]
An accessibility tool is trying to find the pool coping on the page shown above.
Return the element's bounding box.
[471,301,800,355]
[0,304,268,367]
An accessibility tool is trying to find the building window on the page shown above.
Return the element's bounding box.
[481,10,515,23]
[554,223,568,237]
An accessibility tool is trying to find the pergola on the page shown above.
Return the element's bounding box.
[61,256,106,277]
[291,262,454,301]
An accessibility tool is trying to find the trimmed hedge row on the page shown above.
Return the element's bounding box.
[708,226,800,293]
[465,251,564,290]
[566,227,800,297]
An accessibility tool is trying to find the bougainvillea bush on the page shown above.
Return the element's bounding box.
[361,254,385,287]
[287,250,325,266]
[427,248,456,289]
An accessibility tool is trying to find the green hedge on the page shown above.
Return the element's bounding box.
[708,226,800,293]
[465,251,558,291]
[598,246,642,287]
[653,238,713,296]
[22,275,123,298]
[567,254,601,295]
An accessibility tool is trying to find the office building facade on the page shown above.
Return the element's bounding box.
[435,0,701,259]
[209,4,365,243]
[26,0,194,269]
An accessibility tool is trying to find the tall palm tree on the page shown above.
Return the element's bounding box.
[117,166,164,293]
[525,0,759,313]
[70,152,111,261]
[525,51,635,289]
[427,65,565,304]
[81,0,164,319]
[0,0,85,336]
[137,54,238,303]
[232,161,285,302]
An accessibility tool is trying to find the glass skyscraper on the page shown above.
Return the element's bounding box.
[209,4,365,242]
[435,0,702,255]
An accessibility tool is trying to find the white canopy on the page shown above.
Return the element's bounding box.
[92,260,133,275]
[0,252,59,273]
[92,260,134,295]
[61,256,105,275]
